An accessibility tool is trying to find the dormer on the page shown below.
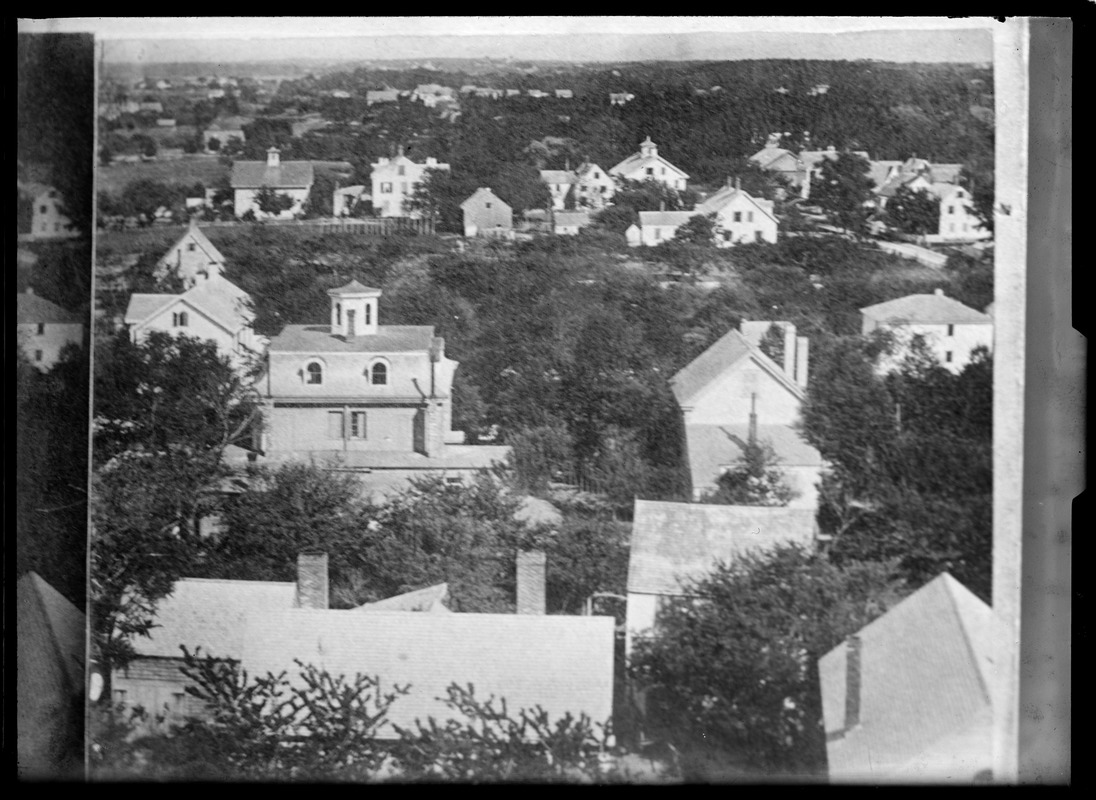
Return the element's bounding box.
[640,137,658,158]
[328,280,382,338]
[267,147,281,168]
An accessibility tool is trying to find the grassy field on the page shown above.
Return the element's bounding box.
[97,157,230,195]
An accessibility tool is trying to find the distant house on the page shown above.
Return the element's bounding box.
[370,150,450,218]
[329,89,352,99]
[872,159,986,242]
[138,100,164,114]
[366,89,401,106]
[474,87,504,99]
[203,115,251,152]
[553,210,593,236]
[17,290,84,371]
[113,553,615,740]
[539,162,615,211]
[819,573,1003,782]
[156,217,227,288]
[693,178,779,246]
[749,137,810,196]
[797,146,871,198]
[460,188,513,239]
[626,210,696,247]
[22,184,79,241]
[17,573,86,779]
[625,499,818,655]
[526,89,550,98]
[539,169,576,211]
[609,92,635,106]
[610,137,689,192]
[230,147,314,219]
[555,89,574,99]
[860,288,994,374]
[670,325,821,508]
[156,118,177,127]
[125,274,263,372]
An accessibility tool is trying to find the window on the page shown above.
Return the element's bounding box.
[371,362,388,385]
[346,309,356,337]
[485,202,492,209]
[172,311,189,327]
[172,692,187,712]
[306,361,323,384]
[600,186,607,193]
[398,165,406,176]
[747,211,754,223]
[945,351,953,363]
[327,410,344,438]
[36,323,45,335]
[34,350,43,362]
[364,304,372,325]
[445,476,462,485]
[948,205,955,215]
[654,228,661,240]
[646,167,654,176]
[593,171,600,178]
[947,324,955,337]
[40,223,47,232]
[187,242,197,252]
[722,231,732,242]
[336,303,342,326]
[401,182,408,194]
[381,182,393,193]
[733,211,742,223]
[40,205,47,214]
[350,411,367,439]
[114,689,127,703]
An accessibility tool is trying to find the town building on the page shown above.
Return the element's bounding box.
[860,289,994,374]
[17,290,84,371]
[17,573,86,779]
[610,137,689,192]
[819,573,1003,782]
[693,178,779,245]
[124,274,263,372]
[365,89,401,106]
[155,217,227,288]
[670,325,821,509]
[872,157,986,243]
[609,92,635,106]
[230,147,314,220]
[257,281,509,497]
[539,162,614,211]
[202,115,251,152]
[333,184,369,217]
[22,184,80,241]
[370,151,450,218]
[460,188,513,239]
[112,552,614,739]
[626,499,818,655]
[626,210,695,247]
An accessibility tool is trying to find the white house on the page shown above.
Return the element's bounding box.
[610,137,689,192]
[923,184,989,243]
[819,573,1004,782]
[230,148,314,220]
[860,289,994,374]
[670,325,822,510]
[460,188,513,239]
[626,499,818,656]
[124,274,263,372]
[155,218,227,288]
[693,179,779,246]
[873,158,985,243]
[370,151,450,219]
[17,290,84,371]
[257,281,510,498]
[627,210,695,247]
[23,184,79,241]
[553,210,593,236]
[539,162,614,211]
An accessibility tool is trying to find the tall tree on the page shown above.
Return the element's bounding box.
[811,152,876,236]
[883,185,941,236]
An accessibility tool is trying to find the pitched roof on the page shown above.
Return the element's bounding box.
[230,159,314,189]
[355,584,451,613]
[610,142,690,179]
[628,500,818,595]
[868,160,903,190]
[133,578,297,658]
[553,211,592,228]
[124,293,176,325]
[749,146,799,170]
[514,496,564,528]
[18,292,81,324]
[161,224,226,267]
[684,423,823,494]
[924,183,966,201]
[637,210,696,228]
[694,186,778,223]
[124,276,253,332]
[328,279,380,296]
[268,324,436,353]
[17,573,86,697]
[240,609,615,736]
[460,187,510,211]
[819,573,1000,780]
[540,170,577,185]
[670,328,804,407]
[860,292,992,326]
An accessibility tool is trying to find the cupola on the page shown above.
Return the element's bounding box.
[327,280,381,338]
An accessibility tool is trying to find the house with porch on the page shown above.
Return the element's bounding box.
[610,137,689,192]
[670,324,822,510]
[819,573,1003,782]
[256,281,509,498]
[230,147,314,220]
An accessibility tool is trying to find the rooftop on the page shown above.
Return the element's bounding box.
[861,291,992,326]
[18,292,81,324]
[268,324,436,353]
[637,210,697,228]
[230,159,314,189]
[670,328,803,407]
[684,423,823,494]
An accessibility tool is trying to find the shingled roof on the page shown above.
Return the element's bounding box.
[860,291,992,326]
[683,423,823,495]
[124,275,253,333]
[670,328,804,407]
[230,159,314,189]
[268,324,436,353]
[18,292,81,324]
[819,573,1001,781]
[628,499,818,596]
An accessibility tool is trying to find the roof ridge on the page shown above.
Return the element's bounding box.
[939,574,994,705]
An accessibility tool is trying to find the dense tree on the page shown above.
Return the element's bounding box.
[883,184,941,236]
[811,151,876,235]
[119,178,183,226]
[699,438,797,507]
[672,212,719,246]
[253,185,298,218]
[630,545,904,778]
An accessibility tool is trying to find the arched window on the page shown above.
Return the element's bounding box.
[371,362,388,385]
[305,361,323,385]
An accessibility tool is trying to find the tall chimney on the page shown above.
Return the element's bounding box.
[782,323,797,382]
[735,176,742,191]
[659,200,666,212]
[795,336,810,390]
[296,551,329,610]
[516,550,547,615]
[748,393,758,446]
[845,634,862,729]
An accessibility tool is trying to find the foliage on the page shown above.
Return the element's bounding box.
[506,422,576,493]
[630,545,904,777]
[119,178,183,226]
[699,437,798,507]
[883,184,941,236]
[811,151,876,235]
[611,177,695,213]
[593,204,638,234]
[524,515,630,616]
[758,322,786,367]
[253,185,298,218]
[672,212,719,246]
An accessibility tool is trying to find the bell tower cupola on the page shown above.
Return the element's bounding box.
[328,280,381,338]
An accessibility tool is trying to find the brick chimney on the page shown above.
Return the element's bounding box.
[296,551,329,610]
[516,550,547,615]
[844,634,862,730]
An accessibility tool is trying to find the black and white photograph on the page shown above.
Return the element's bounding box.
[13,16,1072,783]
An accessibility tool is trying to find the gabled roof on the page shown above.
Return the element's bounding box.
[160,223,226,267]
[860,292,992,326]
[609,144,690,180]
[924,183,967,201]
[125,275,253,332]
[18,292,81,324]
[124,293,176,325]
[460,187,510,211]
[684,423,823,495]
[132,578,297,658]
[819,573,1001,780]
[540,169,577,185]
[749,146,799,170]
[670,328,804,407]
[268,324,436,353]
[514,496,564,528]
[573,162,606,180]
[553,211,592,228]
[628,499,818,595]
[637,210,696,228]
[240,609,615,736]
[230,159,314,189]
[355,584,451,613]
[695,186,778,224]
[17,572,86,697]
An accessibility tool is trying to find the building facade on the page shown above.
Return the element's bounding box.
[694,180,780,246]
[231,147,314,220]
[370,152,450,218]
[17,290,84,371]
[460,188,513,238]
[155,218,227,287]
[609,137,689,192]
